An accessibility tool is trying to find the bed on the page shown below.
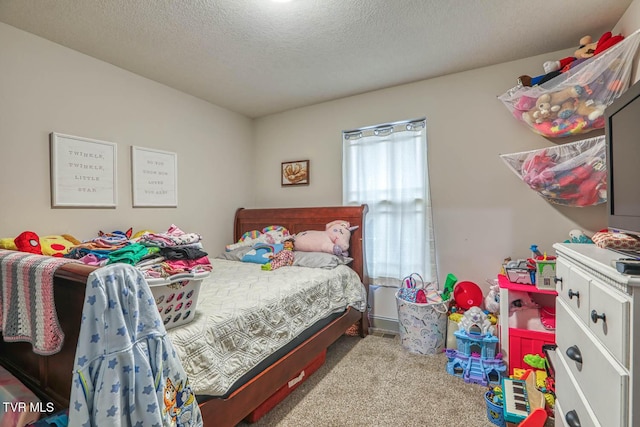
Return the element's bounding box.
[0,205,369,427]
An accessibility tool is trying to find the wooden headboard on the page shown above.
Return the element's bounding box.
[234,205,368,284]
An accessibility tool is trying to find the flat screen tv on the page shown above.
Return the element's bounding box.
[606,78,640,238]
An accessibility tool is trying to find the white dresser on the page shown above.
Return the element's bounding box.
[552,243,640,427]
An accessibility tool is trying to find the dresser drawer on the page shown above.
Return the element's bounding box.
[556,299,628,427]
[554,356,599,427]
[588,278,630,367]
[556,259,590,323]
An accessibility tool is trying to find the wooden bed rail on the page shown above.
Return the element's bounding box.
[55,262,96,282]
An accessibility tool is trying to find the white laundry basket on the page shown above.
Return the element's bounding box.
[146,271,209,330]
[395,291,449,355]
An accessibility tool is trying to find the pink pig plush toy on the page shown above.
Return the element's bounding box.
[294,220,358,256]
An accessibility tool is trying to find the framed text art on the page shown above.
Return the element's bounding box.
[131,146,178,207]
[281,160,309,186]
[50,133,117,208]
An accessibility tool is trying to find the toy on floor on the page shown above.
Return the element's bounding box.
[445,307,506,387]
[484,386,506,427]
[502,369,547,426]
[453,281,483,310]
[516,355,556,415]
[441,273,457,301]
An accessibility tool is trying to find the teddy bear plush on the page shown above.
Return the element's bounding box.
[522,85,583,125]
[294,220,358,256]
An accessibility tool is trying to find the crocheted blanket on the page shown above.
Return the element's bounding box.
[0,250,78,355]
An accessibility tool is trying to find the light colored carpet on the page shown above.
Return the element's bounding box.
[237,334,507,427]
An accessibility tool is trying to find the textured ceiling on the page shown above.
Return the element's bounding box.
[0,0,634,118]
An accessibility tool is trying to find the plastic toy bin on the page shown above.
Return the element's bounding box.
[509,328,555,373]
[484,390,506,427]
[146,271,209,330]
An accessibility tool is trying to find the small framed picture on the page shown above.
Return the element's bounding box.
[281,160,309,186]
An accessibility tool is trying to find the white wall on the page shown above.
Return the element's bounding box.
[253,9,640,324]
[0,22,255,254]
[615,0,640,82]
[253,49,606,289]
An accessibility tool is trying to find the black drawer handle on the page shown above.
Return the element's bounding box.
[566,345,582,364]
[565,409,581,427]
[591,310,606,324]
[554,276,563,284]
[568,289,580,299]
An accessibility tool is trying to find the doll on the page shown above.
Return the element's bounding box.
[262,237,295,271]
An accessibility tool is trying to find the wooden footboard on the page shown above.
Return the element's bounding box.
[0,205,369,426]
[199,307,361,427]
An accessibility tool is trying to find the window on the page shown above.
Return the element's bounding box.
[342,118,436,286]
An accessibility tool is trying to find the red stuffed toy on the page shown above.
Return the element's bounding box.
[14,231,42,254]
[522,151,557,190]
[519,32,625,86]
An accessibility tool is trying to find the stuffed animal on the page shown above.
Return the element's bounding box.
[522,86,583,125]
[0,231,80,257]
[564,229,594,244]
[519,32,625,87]
[484,283,500,314]
[294,220,358,256]
[521,150,556,190]
[13,231,42,254]
[226,225,290,251]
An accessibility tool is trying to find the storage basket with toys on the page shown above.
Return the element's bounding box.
[147,271,209,330]
[500,135,606,208]
[498,30,640,138]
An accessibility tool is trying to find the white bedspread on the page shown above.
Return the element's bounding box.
[167,258,366,397]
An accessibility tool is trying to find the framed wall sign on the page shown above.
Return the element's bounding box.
[50,132,117,208]
[281,160,309,186]
[131,146,178,207]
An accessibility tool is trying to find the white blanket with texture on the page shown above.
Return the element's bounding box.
[167,258,366,397]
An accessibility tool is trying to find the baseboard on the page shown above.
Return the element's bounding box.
[368,315,399,335]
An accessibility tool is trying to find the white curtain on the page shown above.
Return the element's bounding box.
[342,118,437,286]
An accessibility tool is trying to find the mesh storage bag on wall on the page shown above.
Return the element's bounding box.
[500,135,606,207]
[498,30,640,138]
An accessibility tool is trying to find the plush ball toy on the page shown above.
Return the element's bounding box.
[294,220,358,256]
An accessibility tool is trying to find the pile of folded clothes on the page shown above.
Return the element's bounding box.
[65,225,212,279]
